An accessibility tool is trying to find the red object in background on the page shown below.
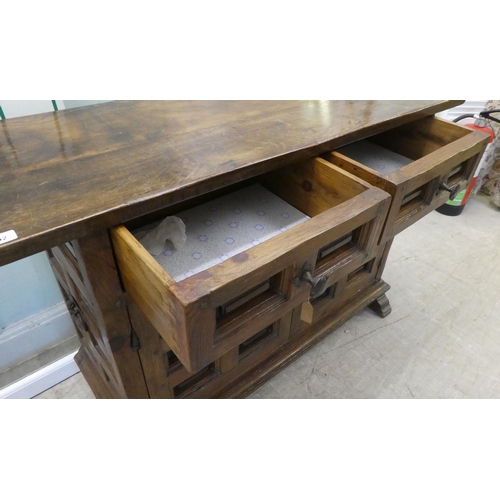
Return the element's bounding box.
[462,123,495,205]
[437,121,495,216]
[464,123,495,143]
[462,123,495,204]
[460,123,495,206]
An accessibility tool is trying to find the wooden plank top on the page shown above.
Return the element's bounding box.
[0,100,462,266]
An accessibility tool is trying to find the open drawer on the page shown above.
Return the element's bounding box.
[323,116,489,242]
[110,158,390,373]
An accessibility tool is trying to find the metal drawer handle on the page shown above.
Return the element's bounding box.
[439,183,460,201]
[293,267,329,300]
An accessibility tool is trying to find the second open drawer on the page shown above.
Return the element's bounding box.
[323,115,489,243]
[110,157,390,373]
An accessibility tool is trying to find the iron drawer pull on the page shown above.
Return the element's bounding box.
[293,266,329,300]
[439,183,460,201]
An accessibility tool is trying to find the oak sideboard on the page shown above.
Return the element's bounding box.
[0,101,488,398]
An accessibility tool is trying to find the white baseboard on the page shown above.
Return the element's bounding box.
[0,351,80,399]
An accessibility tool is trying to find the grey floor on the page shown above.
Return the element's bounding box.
[36,195,500,399]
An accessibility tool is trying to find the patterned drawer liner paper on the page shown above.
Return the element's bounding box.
[337,140,412,175]
[134,184,310,282]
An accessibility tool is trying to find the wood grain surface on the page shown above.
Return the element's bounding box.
[0,100,462,266]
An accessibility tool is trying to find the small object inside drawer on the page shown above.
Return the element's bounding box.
[133,183,310,282]
[336,140,412,175]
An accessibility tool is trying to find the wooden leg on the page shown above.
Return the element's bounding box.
[367,237,394,318]
[75,231,150,398]
[48,231,150,398]
[369,293,392,318]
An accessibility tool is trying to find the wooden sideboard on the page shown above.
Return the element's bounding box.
[0,101,489,398]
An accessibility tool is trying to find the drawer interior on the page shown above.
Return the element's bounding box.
[334,115,472,178]
[125,157,371,285]
[133,183,311,283]
[336,140,412,176]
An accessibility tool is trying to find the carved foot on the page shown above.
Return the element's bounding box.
[369,293,392,318]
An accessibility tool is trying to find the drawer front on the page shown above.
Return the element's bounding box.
[324,116,490,242]
[111,158,391,373]
[290,237,391,337]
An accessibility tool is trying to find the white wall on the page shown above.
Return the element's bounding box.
[436,100,489,122]
[0,100,62,118]
[0,253,63,330]
[63,100,111,109]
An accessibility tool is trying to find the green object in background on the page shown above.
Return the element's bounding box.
[445,188,467,207]
[51,100,58,111]
[0,106,5,120]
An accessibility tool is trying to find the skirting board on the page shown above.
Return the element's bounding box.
[0,351,79,399]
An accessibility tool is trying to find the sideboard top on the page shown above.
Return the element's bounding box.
[0,100,462,266]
